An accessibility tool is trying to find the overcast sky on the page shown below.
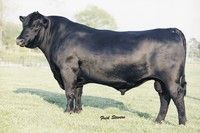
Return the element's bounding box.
[3,0,200,40]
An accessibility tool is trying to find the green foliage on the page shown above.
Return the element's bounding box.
[75,6,117,30]
[0,0,2,11]
[188,38,200,58]
[0,0,3,45]
[2,21,20,47]
[0,0,2,17]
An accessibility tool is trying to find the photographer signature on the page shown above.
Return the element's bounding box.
[100,115,125,120]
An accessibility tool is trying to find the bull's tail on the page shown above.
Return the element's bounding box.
[177,28,187,95]
[180,74,187,96]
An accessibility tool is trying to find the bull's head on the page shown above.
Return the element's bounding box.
[16,11,49,48]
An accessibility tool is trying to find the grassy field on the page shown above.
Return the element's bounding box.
[0,63,200,133]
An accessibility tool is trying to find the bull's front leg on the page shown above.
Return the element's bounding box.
[50,63,64,89]
[60,66,77,113]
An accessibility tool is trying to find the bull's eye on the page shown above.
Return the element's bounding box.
[30,26,34,30]
[31,24,37,28]
[31,25,40,31]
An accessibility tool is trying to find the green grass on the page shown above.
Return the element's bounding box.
[0,64,200,133]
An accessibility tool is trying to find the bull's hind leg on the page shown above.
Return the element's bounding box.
[154,81,171,123]
[74,86,83,113]
[167,81,187,125]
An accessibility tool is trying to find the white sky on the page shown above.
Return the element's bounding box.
[3,0,200,40]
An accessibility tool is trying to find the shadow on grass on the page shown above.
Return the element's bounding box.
[14,88,153,119]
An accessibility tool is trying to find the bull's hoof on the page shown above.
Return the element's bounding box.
[179,122,185,125]
[179,119,186,125]
[155,119,162,124]
[74,108,82,113]
[64,109,74,114]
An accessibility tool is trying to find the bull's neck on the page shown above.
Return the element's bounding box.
[38,18,72,62]
[38,22,52,62]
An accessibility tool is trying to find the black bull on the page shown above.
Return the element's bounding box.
[16,12,187,125]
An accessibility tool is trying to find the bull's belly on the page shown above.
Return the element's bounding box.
[79,60,151,90]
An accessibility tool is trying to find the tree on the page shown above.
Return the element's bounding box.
[2,21,20,48]
[188,38,200,58]
[75,5,117,30]
[0,0,3,46]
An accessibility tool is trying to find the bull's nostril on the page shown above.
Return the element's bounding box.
[16,39,25,46]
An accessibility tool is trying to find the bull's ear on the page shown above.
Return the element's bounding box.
[42,17,49,29]
[19,16,25,22]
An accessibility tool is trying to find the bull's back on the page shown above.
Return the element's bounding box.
[75,28,184,55]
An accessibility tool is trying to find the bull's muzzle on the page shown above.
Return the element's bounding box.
[16,38,25,47]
